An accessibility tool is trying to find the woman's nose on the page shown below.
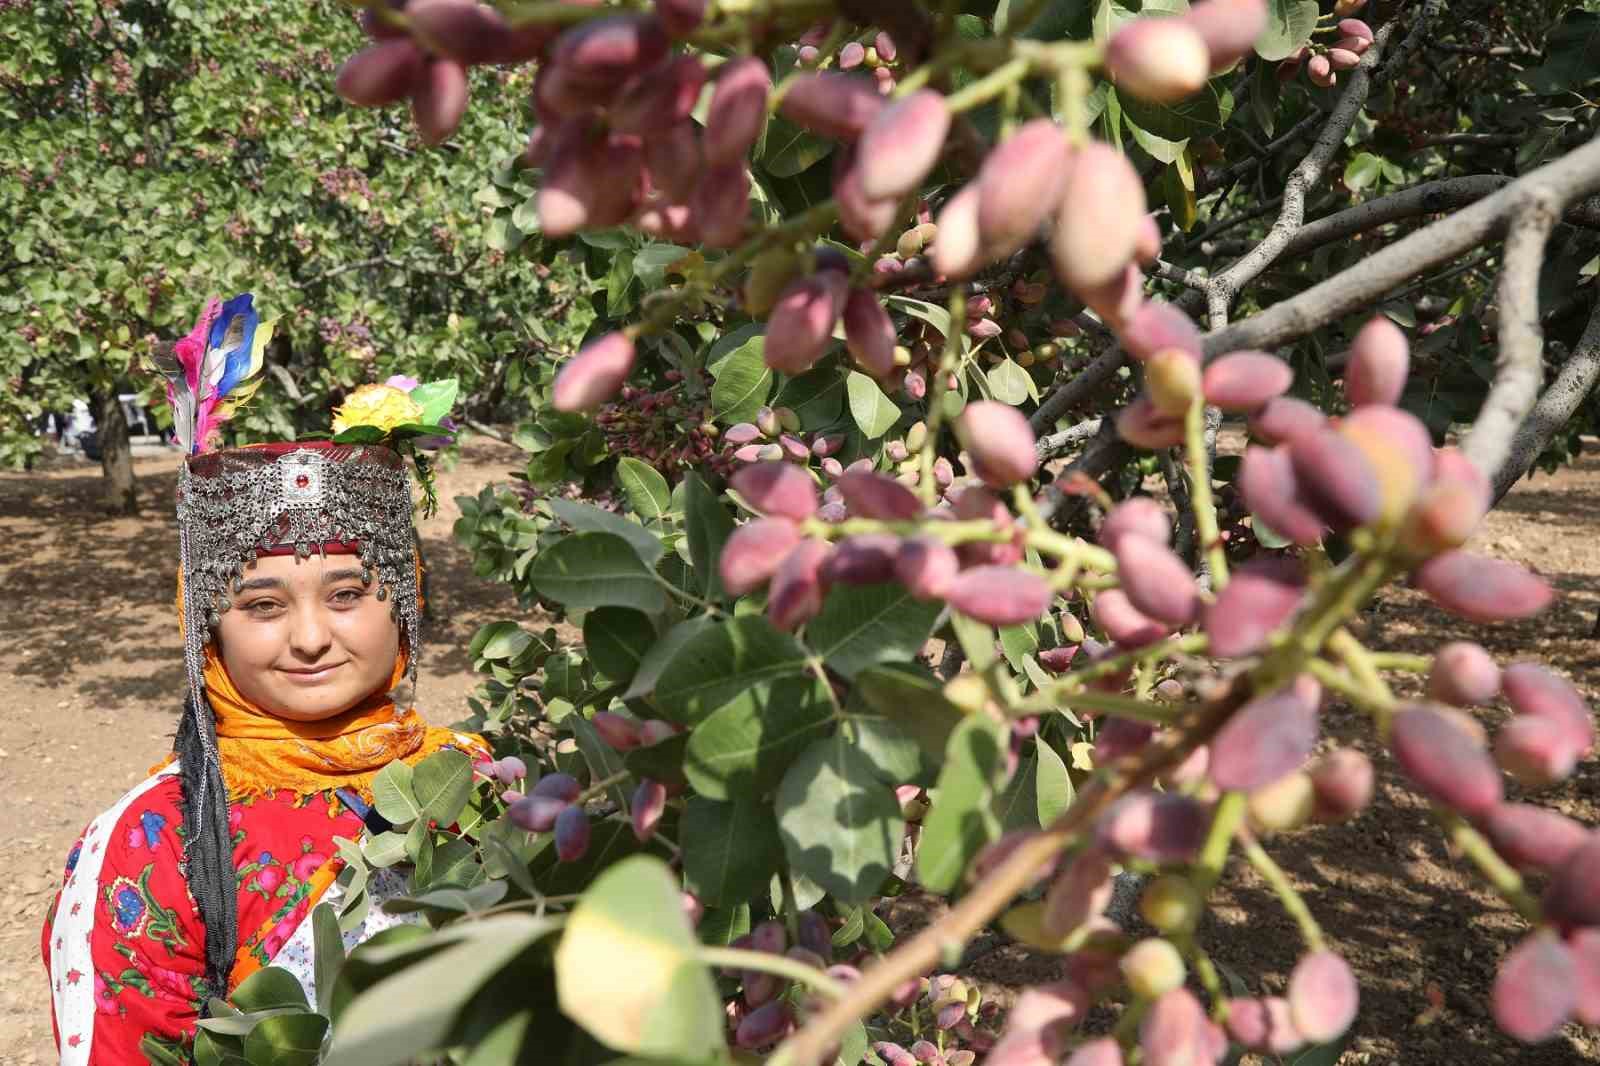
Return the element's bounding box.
[287,605,334,659]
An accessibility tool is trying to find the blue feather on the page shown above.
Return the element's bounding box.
[210,293,259,399]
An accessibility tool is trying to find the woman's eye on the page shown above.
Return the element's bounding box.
[242,600,282,615]
[332,589,365,605]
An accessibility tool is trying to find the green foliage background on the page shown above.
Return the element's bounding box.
[0,0,590,466]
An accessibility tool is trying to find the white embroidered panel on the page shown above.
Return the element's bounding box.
[49,766,181,1066]
[269,865,419,1011]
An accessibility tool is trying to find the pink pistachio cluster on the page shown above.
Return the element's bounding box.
[714,400,1044,633]
[1278,15,1374,88]
[546,0,1270,412]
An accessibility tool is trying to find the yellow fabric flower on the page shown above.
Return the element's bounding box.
[332,384,425,434]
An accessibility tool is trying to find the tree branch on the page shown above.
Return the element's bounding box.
[1201,14,1414,330]
[1036,417,1103,459]
[1489,300,1600,503]
[1029,345,1125,432]
[1198,135,1600,358]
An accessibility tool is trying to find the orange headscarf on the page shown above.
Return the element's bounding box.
[157,567,484,801]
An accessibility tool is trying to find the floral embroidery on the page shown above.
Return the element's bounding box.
[103,865,187,950]
[125,810,169,851]
[106,879,147,939]
[65,840,82,875]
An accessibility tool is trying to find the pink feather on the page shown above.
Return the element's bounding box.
[177,297,221,393]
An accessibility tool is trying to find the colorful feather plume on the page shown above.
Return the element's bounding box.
[148,294,275,454]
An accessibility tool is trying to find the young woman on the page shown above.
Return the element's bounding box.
[41,296,481,1064]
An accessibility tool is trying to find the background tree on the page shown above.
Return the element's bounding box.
[0,0,589,508]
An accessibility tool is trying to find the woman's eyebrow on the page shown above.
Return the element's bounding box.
[323,567,368,584]
[235,567,366,594]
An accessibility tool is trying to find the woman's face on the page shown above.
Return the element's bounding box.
[214,552,401,721]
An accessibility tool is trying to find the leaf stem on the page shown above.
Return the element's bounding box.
[1240,833,1324,951]
[697,946,850,1000]
[1440,812,1542,923]
[1183,398,1229,589]
[920,289,967,507]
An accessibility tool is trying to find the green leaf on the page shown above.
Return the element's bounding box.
[555,856,725,1060]
[312,903,344,1013]
[843,710,936,786]
[623,616,720,701]
[1287,1033,1354,1066]
[584,607,658,684]
[985,358,1035,406]
[853,663,966,763]
[1035,740,1072,826]
[807,584,942,679]
[1525,10,1600,94]
[776,734,905,904]
[633,243,694,287]
[773,368,847,430]
[1117,79,1225,141]
[916,715,1008,893]
[243,1014,329,1066]
[329,425,387,445]
[681,797,786,907]
[683,473,735,601]
[1343,152,1383,192]
[1254,0,1319,61]
[529,532,668,614]
[846,371,901,440]
[616,457,672,521]
[548,498,666,568]
[760,115,834,178]
[654,616,810,724]
[325,916,556,1066]
[625,731,690,788]
[362,830,409,869]
[710,335,774,425]
[407,379,458,426]
[370,760,421,826]
[411,749,474,827]
[684,675,835,800]
[232,968,309,1013]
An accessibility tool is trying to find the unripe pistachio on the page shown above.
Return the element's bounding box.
[592,711,642,750]
[1414,551,1553,623]
[1100,497,1171,550]
[1116,395,1185,450]
[1338,17,1374,41]
[819,534,899,586]
[703,57,771,165]
[1344,315,1410,407]
[764,272,848,374]
[895,537,960,601]
[1052,142,1147,290]
[551,15,670,90]
[838,469,922,520]
[1307,53,1336,87]
[1249,395,1324,446]
[1133,212,1163,265]
[932,183,984,280]
[859,89,952,200]
[778,72,885,140]
[1202,554,1305,658]
[1121,300,1202,361]
[553,332,636,412]
[507,793,567,832]
[833,143,900,242]
[978,119,1072,260]
[1139,875,1202,934]
[1145,348,1202,415]
[1287,951,1359,1043]
[630,778,667,841]
[645,120,703,202]
[1238,444,1327,545]
[1076,263,1146,329]
[1332,0,1367,14]
[956,401,1039,487]
[695,162,754,248]
[1113,533,1200,627]
[336,39,426,107]
[720,517,802,596]
[1327,47,1361,70]
[1247,770,1316,832]
[776,406,801,432]
[843,288,897,378]
[1122,938,1187,999]
[731,461,818,521]
[1183,0,1270,72]
[554,804,591,861]
[945,566,1053,626]
[411,59,470,146]
[1202,350,1292,412]
[1105,18,1211,102]
[1092,589,1170,648]
[610,53,706,136]
[1337,34,1370,54]
[767,537,831,630]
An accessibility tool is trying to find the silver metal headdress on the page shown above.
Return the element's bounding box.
[176,441,423,712]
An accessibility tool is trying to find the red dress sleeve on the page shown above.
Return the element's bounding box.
[43,770,208,1066]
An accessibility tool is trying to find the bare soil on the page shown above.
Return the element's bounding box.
[3,439,1597,1064]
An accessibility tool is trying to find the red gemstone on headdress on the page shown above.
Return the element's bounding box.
[295,474,310,488]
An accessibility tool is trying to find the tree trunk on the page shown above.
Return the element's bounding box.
[95,389,139,515]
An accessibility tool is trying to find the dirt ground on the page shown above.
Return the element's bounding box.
[2,437,1597,1064]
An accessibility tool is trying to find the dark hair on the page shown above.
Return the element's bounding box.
[176,693,239,1004]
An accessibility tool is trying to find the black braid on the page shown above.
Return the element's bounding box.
[175,693,239,1006]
